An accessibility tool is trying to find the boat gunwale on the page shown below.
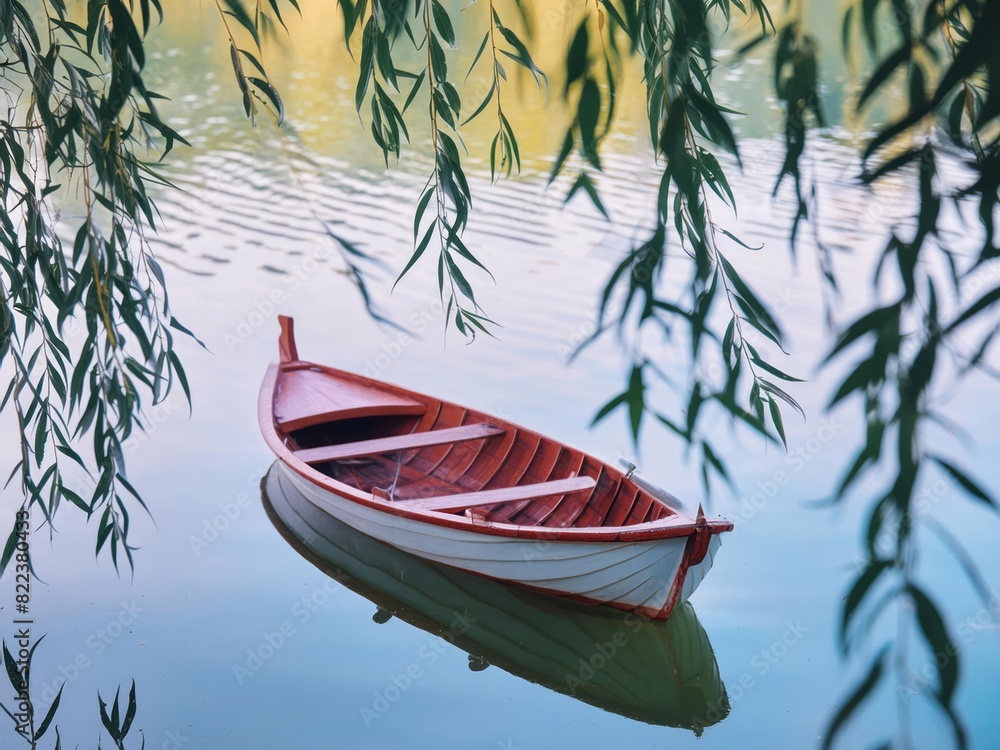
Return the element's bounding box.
[259,361,733,544]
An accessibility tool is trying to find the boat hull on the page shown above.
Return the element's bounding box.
[259,316,732,620]
[273,460,722,619]
[263,461,730,731]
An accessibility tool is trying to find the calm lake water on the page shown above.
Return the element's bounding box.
[1,2,998,748]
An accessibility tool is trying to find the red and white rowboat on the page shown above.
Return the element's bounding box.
[262,463,730,730]
[258,316,732,621]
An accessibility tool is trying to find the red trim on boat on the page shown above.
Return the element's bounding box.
[260,362,733,544]
[278,316,298,363]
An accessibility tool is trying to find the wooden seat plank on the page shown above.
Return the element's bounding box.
[276,368,426,431]
[295,423,504,464]
[392,476,596,514]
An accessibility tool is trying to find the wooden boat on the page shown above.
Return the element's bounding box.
[262,462,730,731]
[259,316,733,621]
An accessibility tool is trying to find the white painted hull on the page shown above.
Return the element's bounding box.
[271,461,721,616]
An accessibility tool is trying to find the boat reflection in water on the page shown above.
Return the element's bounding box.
[262,462,730,733]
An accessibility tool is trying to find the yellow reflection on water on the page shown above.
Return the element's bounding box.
[152,0,657,170]
[148,0,891,171]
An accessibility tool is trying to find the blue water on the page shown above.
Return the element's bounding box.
[0,3,997,748]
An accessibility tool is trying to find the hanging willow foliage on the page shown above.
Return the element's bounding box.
[0,635,142,747]
[0,0,376,575]
[248,1,1000,747]
[0,0,196,573]
[0,1,998,749]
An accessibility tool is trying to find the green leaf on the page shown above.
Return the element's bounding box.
[549,129,574,184]
[736,32,769,56]
[920,517,994,606]
[826,303,901,362]
[841,3,855,55]
[496,24,546,88]
[1,521,22,574]
[626,365,645,441]
[821,647,888,750]
[60,485,92,514]
[447,231,494,280]
[168,315,206,348]
[402,68,427,114]
[168,351,191,407]
[747,348,804,382]
[767,398,786,449]
[2,641,24,692]
[465,32,490,80]
[829,357,879,407]
[412,187,434,242]
[355,17,376,111]
[578,77,602,167]
[564,172,609,219]
[686,85,742,165]
[590,391,627,426]
[374,28,398,91]
[759,379,804,417]
[34,684,63,741]
[565,21,588,97]
[461,82,495,126]
[930,457,997,512]
[840,558,894,651]
[395,220,436,289]
[121,680,137,737]
[907,583,959,704]
[946,285,999,333]
[858,44,912,108]
[99,691,120,741]
[702,440,735,492]
[431,0,455,47]
[222,0,261,48]
[429,34,448,82]
[247,76,284,121]
[718,254,783,344]
[444,253,477,305]
[718,227,761,250]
